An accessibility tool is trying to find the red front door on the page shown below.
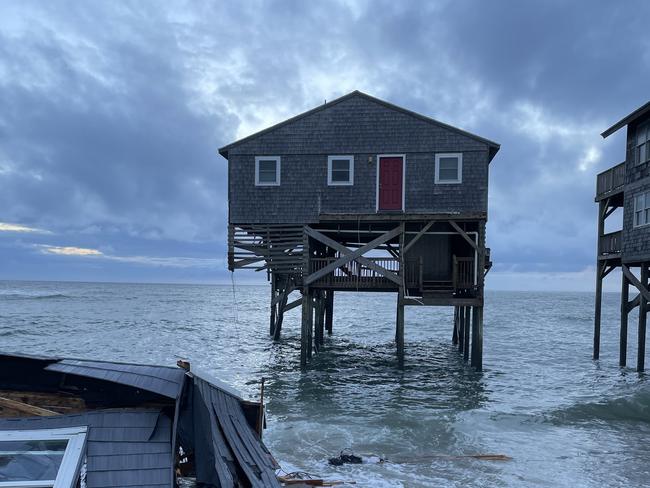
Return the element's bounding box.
[378,156,403,211]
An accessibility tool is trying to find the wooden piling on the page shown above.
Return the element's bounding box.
[315,292,324,350]
[638,264,648,372]
[620,271,629,367]
[396,291,405,365]
[307,291,314,360]
[452,306,459,345]
[594,262,603,360]
[269,275,276,336]
[458,306,465,354]
[300,288,310,367]
[471,306,483,370]
[325,291,334,335]
[463,306,470,362]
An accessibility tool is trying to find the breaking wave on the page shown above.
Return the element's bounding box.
[0,292,71,300]
[550,389,650,424]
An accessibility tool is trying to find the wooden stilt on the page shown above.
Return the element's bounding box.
[307,291,314,360]
[620,270,629,367]
[452,306,459,345]
[325,291,334,335]
[463,306,470,362]
[594,200,605,359]
[269,275,276,336]
[594,262,603,360]
[300,288,310,367]
[638,263,648,372]
[458,306,465,354]
[273,287,288,341]
[315,291,324,351]
[396,290,405,365]
[471,306,482,370]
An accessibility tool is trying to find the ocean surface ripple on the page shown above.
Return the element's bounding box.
[0,281,648,487]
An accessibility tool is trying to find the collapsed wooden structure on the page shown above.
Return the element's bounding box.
[0,352,279,487]
[594,100,650,371]
[221,91,499,369]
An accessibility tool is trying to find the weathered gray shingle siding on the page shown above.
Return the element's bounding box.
[227,95,490,224]
[0,409,173,488]
[622,114,650,262]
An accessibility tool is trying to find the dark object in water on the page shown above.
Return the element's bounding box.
[328,449,364,466]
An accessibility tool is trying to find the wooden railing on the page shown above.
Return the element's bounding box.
[596,162,625,198]
[599,230,622,255]
[309,257,421,289]
[453,256,475,289]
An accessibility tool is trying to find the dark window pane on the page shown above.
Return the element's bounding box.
[257,160,278,183]
[331,169,350,182]
[438,157,459,181]
[331,159,350,171]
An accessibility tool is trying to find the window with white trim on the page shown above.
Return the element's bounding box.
[327,156,354,185]
[636,121,650,165]
[435,153,463,184]
[634,190,650,227]
[0,426,87,487]
[255,156,280,186]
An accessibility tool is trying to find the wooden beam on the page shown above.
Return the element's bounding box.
[449,220,478,250]
[628,294,641,312]
[304,226,402,285]
[403,221,434,254]
[594,260,603,360]
[0,396,59,417]
[284,297,303,312]
[622,264,650,302]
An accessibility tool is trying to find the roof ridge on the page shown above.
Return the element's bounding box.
[218,91,500,158]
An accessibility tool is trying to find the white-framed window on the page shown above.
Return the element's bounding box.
[255,156,280,186]
[327,156,354,186]
[435,153,463,184]
[636,121,650,165]
[634,190,650,227]
[0,426,87,487]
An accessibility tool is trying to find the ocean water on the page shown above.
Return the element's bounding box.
[0,280,648,487]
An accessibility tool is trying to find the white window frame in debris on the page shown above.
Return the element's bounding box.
[0,426,87,488]
[255,156,281,186]
[327,155,354,186]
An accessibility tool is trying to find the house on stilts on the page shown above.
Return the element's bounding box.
[594,100,650,371]
[220,91,500,370]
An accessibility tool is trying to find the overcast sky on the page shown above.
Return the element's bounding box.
[1,0,648,290]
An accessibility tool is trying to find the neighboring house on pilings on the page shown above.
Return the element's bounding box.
[220,91,500,370]
[595,100,650,372]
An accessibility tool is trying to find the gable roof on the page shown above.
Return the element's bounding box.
[602,100,650,138]
[218,90,500,161]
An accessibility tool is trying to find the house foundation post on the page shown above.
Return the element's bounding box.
[638,263,648,372]
[269,274,276,336]
[463,306,471,362]
[325,290,334,335]
[620,269,630,367]
[452,306,459,345]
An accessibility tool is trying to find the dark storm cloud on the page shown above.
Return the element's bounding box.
[1,0,648,287]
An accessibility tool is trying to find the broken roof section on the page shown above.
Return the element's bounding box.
[218,90,500,162]
[602,100,650,138]
[45,358,186,400]
[0,352,280,488]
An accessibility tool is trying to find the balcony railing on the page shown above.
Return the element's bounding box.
[309,257,421,289]
[453,256,475,289]
[599,230,622,256]
[596,162,625,198]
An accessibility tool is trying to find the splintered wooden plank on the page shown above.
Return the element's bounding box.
[0,396,60,417]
